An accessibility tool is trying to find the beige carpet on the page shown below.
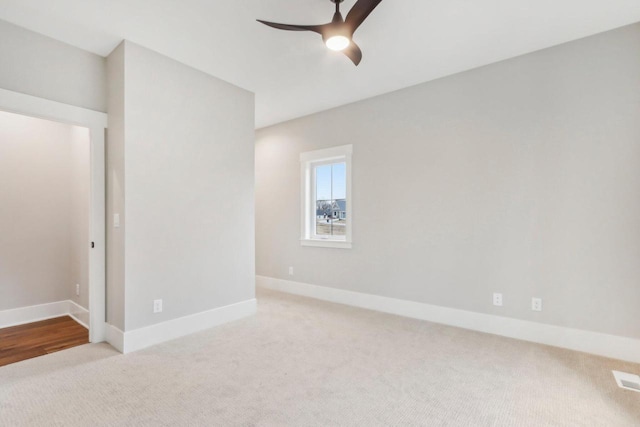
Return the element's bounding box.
[1,287,639,426]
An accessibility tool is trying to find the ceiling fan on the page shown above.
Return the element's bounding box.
[257,0,383,66]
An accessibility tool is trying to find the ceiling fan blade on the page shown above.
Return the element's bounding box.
[345,0,383,33]
[343,41,363,66]
[256,20,325,35]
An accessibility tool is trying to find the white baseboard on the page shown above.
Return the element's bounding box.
[257,275,640,364]
[0,300,89,329]
[107,299,257,354]
[105,324,125,353]
[68,301,89,329]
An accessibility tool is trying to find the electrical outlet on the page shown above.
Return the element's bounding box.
[75,284,80,296]
[493,293,503,306]
[153,299,163,313]
[288,266,294,276]
[532,297,542,312]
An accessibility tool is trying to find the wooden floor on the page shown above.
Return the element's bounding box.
[0,316,88,367]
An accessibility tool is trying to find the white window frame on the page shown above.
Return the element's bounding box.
[300,144,352,249]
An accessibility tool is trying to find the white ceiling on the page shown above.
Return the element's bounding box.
[1,0,640,128]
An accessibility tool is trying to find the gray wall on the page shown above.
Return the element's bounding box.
[68,126,91,309]
[0,110,90,310]
[108,42,255,332]
[0,19,106,112]
[255,23,640,340]
[106,42,126,330]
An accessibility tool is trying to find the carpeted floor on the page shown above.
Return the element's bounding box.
[1,287,639,426]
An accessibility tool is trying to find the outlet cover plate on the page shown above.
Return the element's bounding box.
[153,299,163,313]
[493,293,503,306]
[532,297,543,312]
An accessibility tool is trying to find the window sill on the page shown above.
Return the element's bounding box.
[301,239,352,249]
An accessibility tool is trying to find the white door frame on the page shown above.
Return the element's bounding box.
[0,88,108,343]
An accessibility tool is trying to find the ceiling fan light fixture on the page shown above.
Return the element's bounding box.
[325,35,350,51]
[257,0,383,66]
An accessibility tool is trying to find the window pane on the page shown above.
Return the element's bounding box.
[331,162,346,236]
[315,164,332,236]
[315,162,347,238]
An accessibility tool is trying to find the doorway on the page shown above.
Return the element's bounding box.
[0,89,106,359]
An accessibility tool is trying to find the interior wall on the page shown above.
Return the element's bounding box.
[107,41,255,332]
[255,23,640,340]
[105,42,126,330]
[0,19,106,112]
[0,110,90,311]
[69,126,91,309]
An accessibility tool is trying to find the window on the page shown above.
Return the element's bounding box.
[300,145,352,248]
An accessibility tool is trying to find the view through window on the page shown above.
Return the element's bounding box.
[315,162,346,238]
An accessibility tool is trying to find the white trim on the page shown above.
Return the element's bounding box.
[88,124,106,343]
[68,300,90,329]
[0,88,107,128]
[301,239,352,249]
[257,276,640,364]
[68,314,89,330]
[300,144,353,247]
[111,299,257,354]
[0,300,88,329]
[105,324,125,353]
[300,144,352,162]
[0,88,107,344]
[612,370,640,393]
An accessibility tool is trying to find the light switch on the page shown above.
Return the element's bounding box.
[114,213,120,228]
